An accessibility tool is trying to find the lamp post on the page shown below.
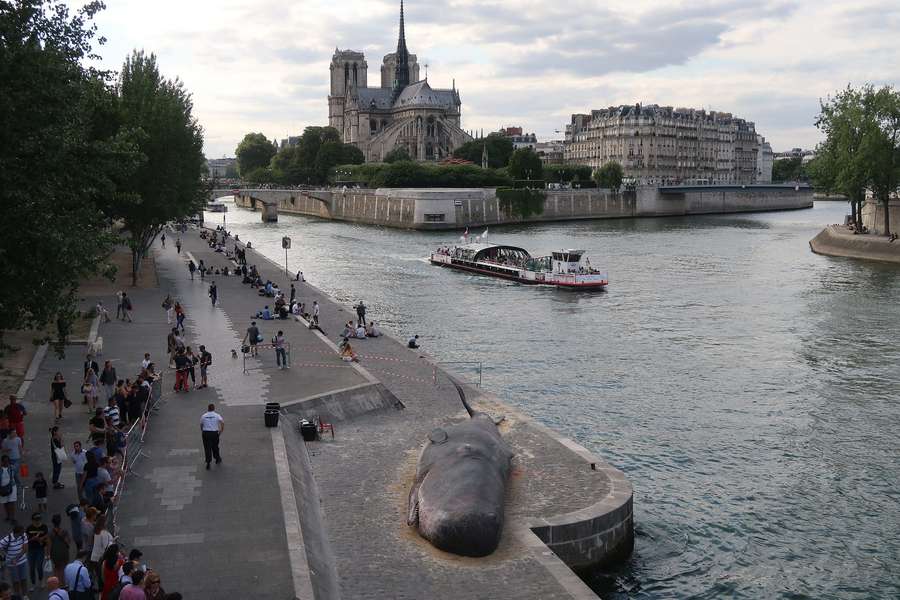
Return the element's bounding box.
[282,236,291,276]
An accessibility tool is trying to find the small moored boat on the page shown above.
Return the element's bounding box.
[430,242,608,290]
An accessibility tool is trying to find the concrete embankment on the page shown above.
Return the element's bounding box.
[212,229,633,598]
[232,184,813,229]
[810,225,900,264]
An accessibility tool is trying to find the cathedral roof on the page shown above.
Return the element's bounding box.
[357,87,394,109]
[393,80,455,108]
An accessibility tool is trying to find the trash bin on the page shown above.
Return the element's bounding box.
[265,402,281,412]
[300,419,318,442]
[264,409,279,428]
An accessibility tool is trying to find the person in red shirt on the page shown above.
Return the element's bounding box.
[6,395,25,441]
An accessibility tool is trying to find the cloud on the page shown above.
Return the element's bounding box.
[75,0,900,156]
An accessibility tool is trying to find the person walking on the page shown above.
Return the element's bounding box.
[82,367,100,412]
[188,260,196,281]
[121,292,133,323]
[208,281,217,307]
[160,232,166,248]
[173,350,190,393]
[1,523,29,598]
[312,301,320,326]
[174,302,186,333]
[289,284,296,304]
[162,295,174,325]
[115,291,125,321]
[49,514,72,584]
[2,428,24,488]
[185,347,198,387]
[99,361,117,402]
[50,427,65,490]
[355,301,367,327]
[200,404,223,470]
[198,260,206,280]
[70,442,86,501]
[242,322,261,357]
[6,395,26,440]
[273,331,288,369]
[198,346,211,389]
[89,515,113,584]
[50,372,68,421]
[26,511,49,591]
[175,237,182,253]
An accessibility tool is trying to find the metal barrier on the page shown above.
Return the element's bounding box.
[108,372,164,535]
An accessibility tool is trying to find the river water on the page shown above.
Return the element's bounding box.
[210,200,900,600]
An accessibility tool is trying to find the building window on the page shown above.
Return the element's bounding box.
[424,213,445,222]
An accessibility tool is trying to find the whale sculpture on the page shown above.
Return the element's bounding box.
[407,380,513,557]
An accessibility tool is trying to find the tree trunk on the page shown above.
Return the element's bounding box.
[131,247,141,287]
[850,199,857,228]
[884,196,891,237]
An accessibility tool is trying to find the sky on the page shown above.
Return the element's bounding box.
[75,0,900,159]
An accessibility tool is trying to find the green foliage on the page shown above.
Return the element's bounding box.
[269,126,360,185]
[815,84,900,234]
[772,157,808,183]
[236,132,276,176]
[329,162,513,188]
[243,167,276,184]
[384,147,412,163]
[452,133,514,168]
[544,164,593,183]
[496,188,546,218]
[110,50,207,284]
[0,0,120,346]
[507,147,544,181]
[593,161,624,191]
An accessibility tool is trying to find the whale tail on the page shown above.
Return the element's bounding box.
[448,376,475,417]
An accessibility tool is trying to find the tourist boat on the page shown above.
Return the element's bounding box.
[207,202,228,213]
[430,242,608,290]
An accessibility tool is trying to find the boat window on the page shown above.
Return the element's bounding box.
[423,213,445,222]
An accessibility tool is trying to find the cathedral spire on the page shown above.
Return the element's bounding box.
[393,0,410,95]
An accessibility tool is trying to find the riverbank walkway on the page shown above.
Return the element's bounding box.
[12,224,628,599]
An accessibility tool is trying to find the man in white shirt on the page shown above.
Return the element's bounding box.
[103,397,121,428]
[46,576,70,599]
[200,404,224,470]
[141,353,151,370]
[64,551,93,596]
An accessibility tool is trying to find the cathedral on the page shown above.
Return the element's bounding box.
[327,1,473,162]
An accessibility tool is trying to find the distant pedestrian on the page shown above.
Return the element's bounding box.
[115,291,125,320]
[50,372,68,421]
[96,300,111,323]
[175,302,186,333]
[289,284,296,304]
[186,347,198,386]
[0,455,18,521]
[50,427,66,489]
[99,361,117,401]
[5,395,26,441]
[26,511,49,587]
[173,350,190,393]
[243,321,261,357]
[160,233,166,248]
[200,404,223,470]
[175,238,182,253]
[273,331,288,369]
[312,301,319,326]
[199,260,206,280]
[209,282,217,306]
[49,514,72,582]
[198,345,212,389]
[162,294,174,324]
[70,442,86,500]
[121,292,133,322]
[64,550,93,599]
[408,335,420,349]
[188,260,196,280]
[355,301,367,327]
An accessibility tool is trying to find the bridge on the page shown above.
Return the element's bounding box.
[208,188,332,222]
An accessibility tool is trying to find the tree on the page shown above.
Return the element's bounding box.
[507,147,543,183]
[544,164,593,184]
[594,161,624,191]
[814,85,900,234]
[110,50,207,284]
[235,132,276,176]
[0,0,124,349]
[384,147,411,163]
[452,134,514,168]
[772,157,806,183]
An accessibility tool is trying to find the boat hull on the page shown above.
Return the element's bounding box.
[430,257,607,290]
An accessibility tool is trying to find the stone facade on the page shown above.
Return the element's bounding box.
[327,1,472,162]
[756,135,774,183]
[565,104,762,185]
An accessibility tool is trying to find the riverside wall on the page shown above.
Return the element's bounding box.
[810,225,900,263]
[862,198,900,236]
[233,185,813,230]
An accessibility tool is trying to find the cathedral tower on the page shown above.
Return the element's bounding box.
[328,50,368,133]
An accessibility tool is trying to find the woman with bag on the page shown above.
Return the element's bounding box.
[50,426,66,489]
[0,454,17,521]
[49,513,72,582]
[50,372,68,421]
[82,367,100,412]
[89,514,114,585]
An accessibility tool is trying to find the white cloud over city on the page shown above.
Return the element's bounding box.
[77,0,900,158]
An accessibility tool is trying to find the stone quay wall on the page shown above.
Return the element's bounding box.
[862,198,900,236]
[233,185,813,230]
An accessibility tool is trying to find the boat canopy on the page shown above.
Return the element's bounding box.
[471,244,531,263]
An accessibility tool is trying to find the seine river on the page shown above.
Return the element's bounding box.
[211,199,900,600]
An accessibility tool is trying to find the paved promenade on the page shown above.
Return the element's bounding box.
[12,224,629,599]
